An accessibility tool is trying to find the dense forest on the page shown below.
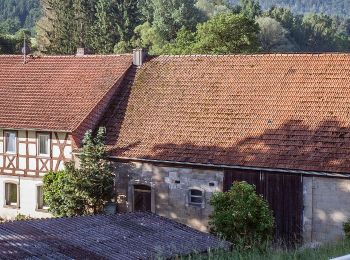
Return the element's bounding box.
[229,0,350,17]
[1,0,349,34]
[0,0,350,55]
[0,0,41,34]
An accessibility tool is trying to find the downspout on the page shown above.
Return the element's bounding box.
[311,176,315,241]
[18,175,21,210]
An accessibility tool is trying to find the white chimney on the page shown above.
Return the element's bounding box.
[76,47,86,56]
[133,48,146,67]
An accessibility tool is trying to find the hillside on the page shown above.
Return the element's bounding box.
[0,0,348,36]
[230,0,350,17]
[0,0,41,34]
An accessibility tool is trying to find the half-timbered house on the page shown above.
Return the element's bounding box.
[0,54,132,218]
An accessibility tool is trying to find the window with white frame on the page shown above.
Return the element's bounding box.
[5,183,18,207]
[37,133,50,156]
[37,186,48,210]
[188,188,204,207]
[4,131,16,154]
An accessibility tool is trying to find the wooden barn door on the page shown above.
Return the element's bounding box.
[224,169,303,244]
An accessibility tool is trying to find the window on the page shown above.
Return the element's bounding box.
[5,131,16,153]
[37,134,50,156]
[188,188,204,207]
[5,183,18,207]
[37,186,48,210]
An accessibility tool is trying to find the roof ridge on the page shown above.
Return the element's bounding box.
[0,54,133,58]
[155,52,350,58]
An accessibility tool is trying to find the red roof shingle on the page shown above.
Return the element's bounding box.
[0,55,132,132]
[105,54,350,174]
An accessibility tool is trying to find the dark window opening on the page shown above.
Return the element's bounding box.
[133,185,151,212]
[189,189,204,207]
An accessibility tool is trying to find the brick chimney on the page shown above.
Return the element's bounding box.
[133,48,146,67]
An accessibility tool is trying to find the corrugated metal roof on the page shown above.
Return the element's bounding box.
[0,213,230,259]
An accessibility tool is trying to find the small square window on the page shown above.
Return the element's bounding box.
[38,134,50,156]
[189,189,204,207]
[5,183,18,207]
[37,186,48,210]
[5,131,16,154]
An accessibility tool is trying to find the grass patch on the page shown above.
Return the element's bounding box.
[185,240,350,260]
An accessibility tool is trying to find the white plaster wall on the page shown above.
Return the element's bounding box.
[0,175,51,219]
[303,176,350,243]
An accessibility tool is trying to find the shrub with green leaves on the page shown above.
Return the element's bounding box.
[209,181,275,250]
[44,127,114,217]
[343,220,350,239]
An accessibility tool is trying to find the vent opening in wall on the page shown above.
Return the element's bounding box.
[188,189,204,207]
[209,182,215,187]
[175,180,180,184]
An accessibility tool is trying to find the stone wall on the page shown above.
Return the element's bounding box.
[114,162,224,232]
[303,176,350,243]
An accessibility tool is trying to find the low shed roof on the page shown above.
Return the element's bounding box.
[105,54,350,174]
[0,213,229,259]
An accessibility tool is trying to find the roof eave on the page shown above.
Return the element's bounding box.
[107,155,350,179]
[0,126,71,133]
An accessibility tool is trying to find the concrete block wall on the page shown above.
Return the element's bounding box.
[303,176,350,243]
[114,162,224,232]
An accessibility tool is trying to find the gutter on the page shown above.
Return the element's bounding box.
[0,127,69,133]
[108,156,350,179]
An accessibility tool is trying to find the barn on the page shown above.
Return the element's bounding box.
[102,51,350,244]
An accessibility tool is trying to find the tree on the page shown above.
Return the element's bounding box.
[160,27,196,54]
[36,0,98,54]
[300,13,340,52]
[115,0,140,43]
[91,0,116,54]
[151,0,205,42]
[44,127,115,217]
[132,21,165,54]
[209,181,275,250]
[257,16,295,52]
[193,13,260,54]
[0,29,31,54]
[0,34,17,54]
[240,0,262,19]
[195,0,232,18]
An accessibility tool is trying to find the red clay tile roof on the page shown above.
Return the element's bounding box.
[0,55,132,132]
[104,54,350,174]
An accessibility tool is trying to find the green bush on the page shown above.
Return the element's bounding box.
[343,220,350,239]
[209,181,275,251]
[15,213,32,221]
[43,127,115,217]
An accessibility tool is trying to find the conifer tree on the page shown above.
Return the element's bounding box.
[44,127,114,217]
[115,0,139,43]
[91,0,116,53]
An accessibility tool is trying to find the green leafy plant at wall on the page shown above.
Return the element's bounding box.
[343,220,350,239]
[209,181,275,251]
[43,127,115,217]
